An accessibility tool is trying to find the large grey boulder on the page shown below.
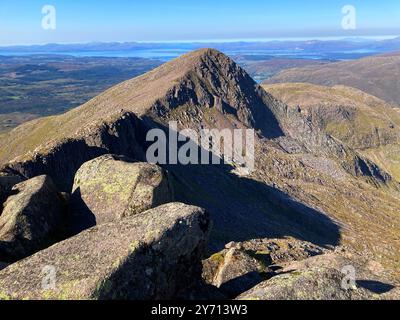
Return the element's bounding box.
[0,203,211,300]
[0,175,66,262]
[70,155,174,233]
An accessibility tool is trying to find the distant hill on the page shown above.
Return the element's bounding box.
[2,49,400,285]
[265,52,400,107]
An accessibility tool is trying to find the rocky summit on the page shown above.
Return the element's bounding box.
[0,48,399,300]
[0,203,210,300]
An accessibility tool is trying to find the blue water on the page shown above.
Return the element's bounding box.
[0,47,381,61]
[0,49,188,60]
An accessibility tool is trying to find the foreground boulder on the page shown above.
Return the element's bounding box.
[0,175,66,262]
[70,155,174,233]
[0,203,211,300]
[202,238,326,298]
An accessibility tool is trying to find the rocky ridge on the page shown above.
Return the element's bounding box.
[0,203,210,300]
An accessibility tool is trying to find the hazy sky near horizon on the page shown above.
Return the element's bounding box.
[0,0,399,45]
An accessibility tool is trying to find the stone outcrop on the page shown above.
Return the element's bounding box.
[0,203,211,300]
[206,246,263,298]
[70,155,174,233]
[237,266,369,300]
[0,175,66,262]
[202,238,327,298]
[261,92,398,189]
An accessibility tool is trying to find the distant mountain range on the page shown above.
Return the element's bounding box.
[1,37,399,57]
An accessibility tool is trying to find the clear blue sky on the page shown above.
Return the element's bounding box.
[0,0,399,45]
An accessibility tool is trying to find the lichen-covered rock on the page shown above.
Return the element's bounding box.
[1,111,145,192]
[237,267,371,300]
[0,175,66,262]
[210,247,263,298]
[0,203,211,300]
[276,251,398,286]
[70,154,174,233]
[202,238,326,298]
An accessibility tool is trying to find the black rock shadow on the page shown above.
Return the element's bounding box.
[5,142,113,193]
[219,271,263,298]
[357,280,395,294]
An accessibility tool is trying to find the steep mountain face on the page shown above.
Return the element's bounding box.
[265,52,400,107]
[1,48,400,289]
[0,49,284,189]
[0,49,282,164]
